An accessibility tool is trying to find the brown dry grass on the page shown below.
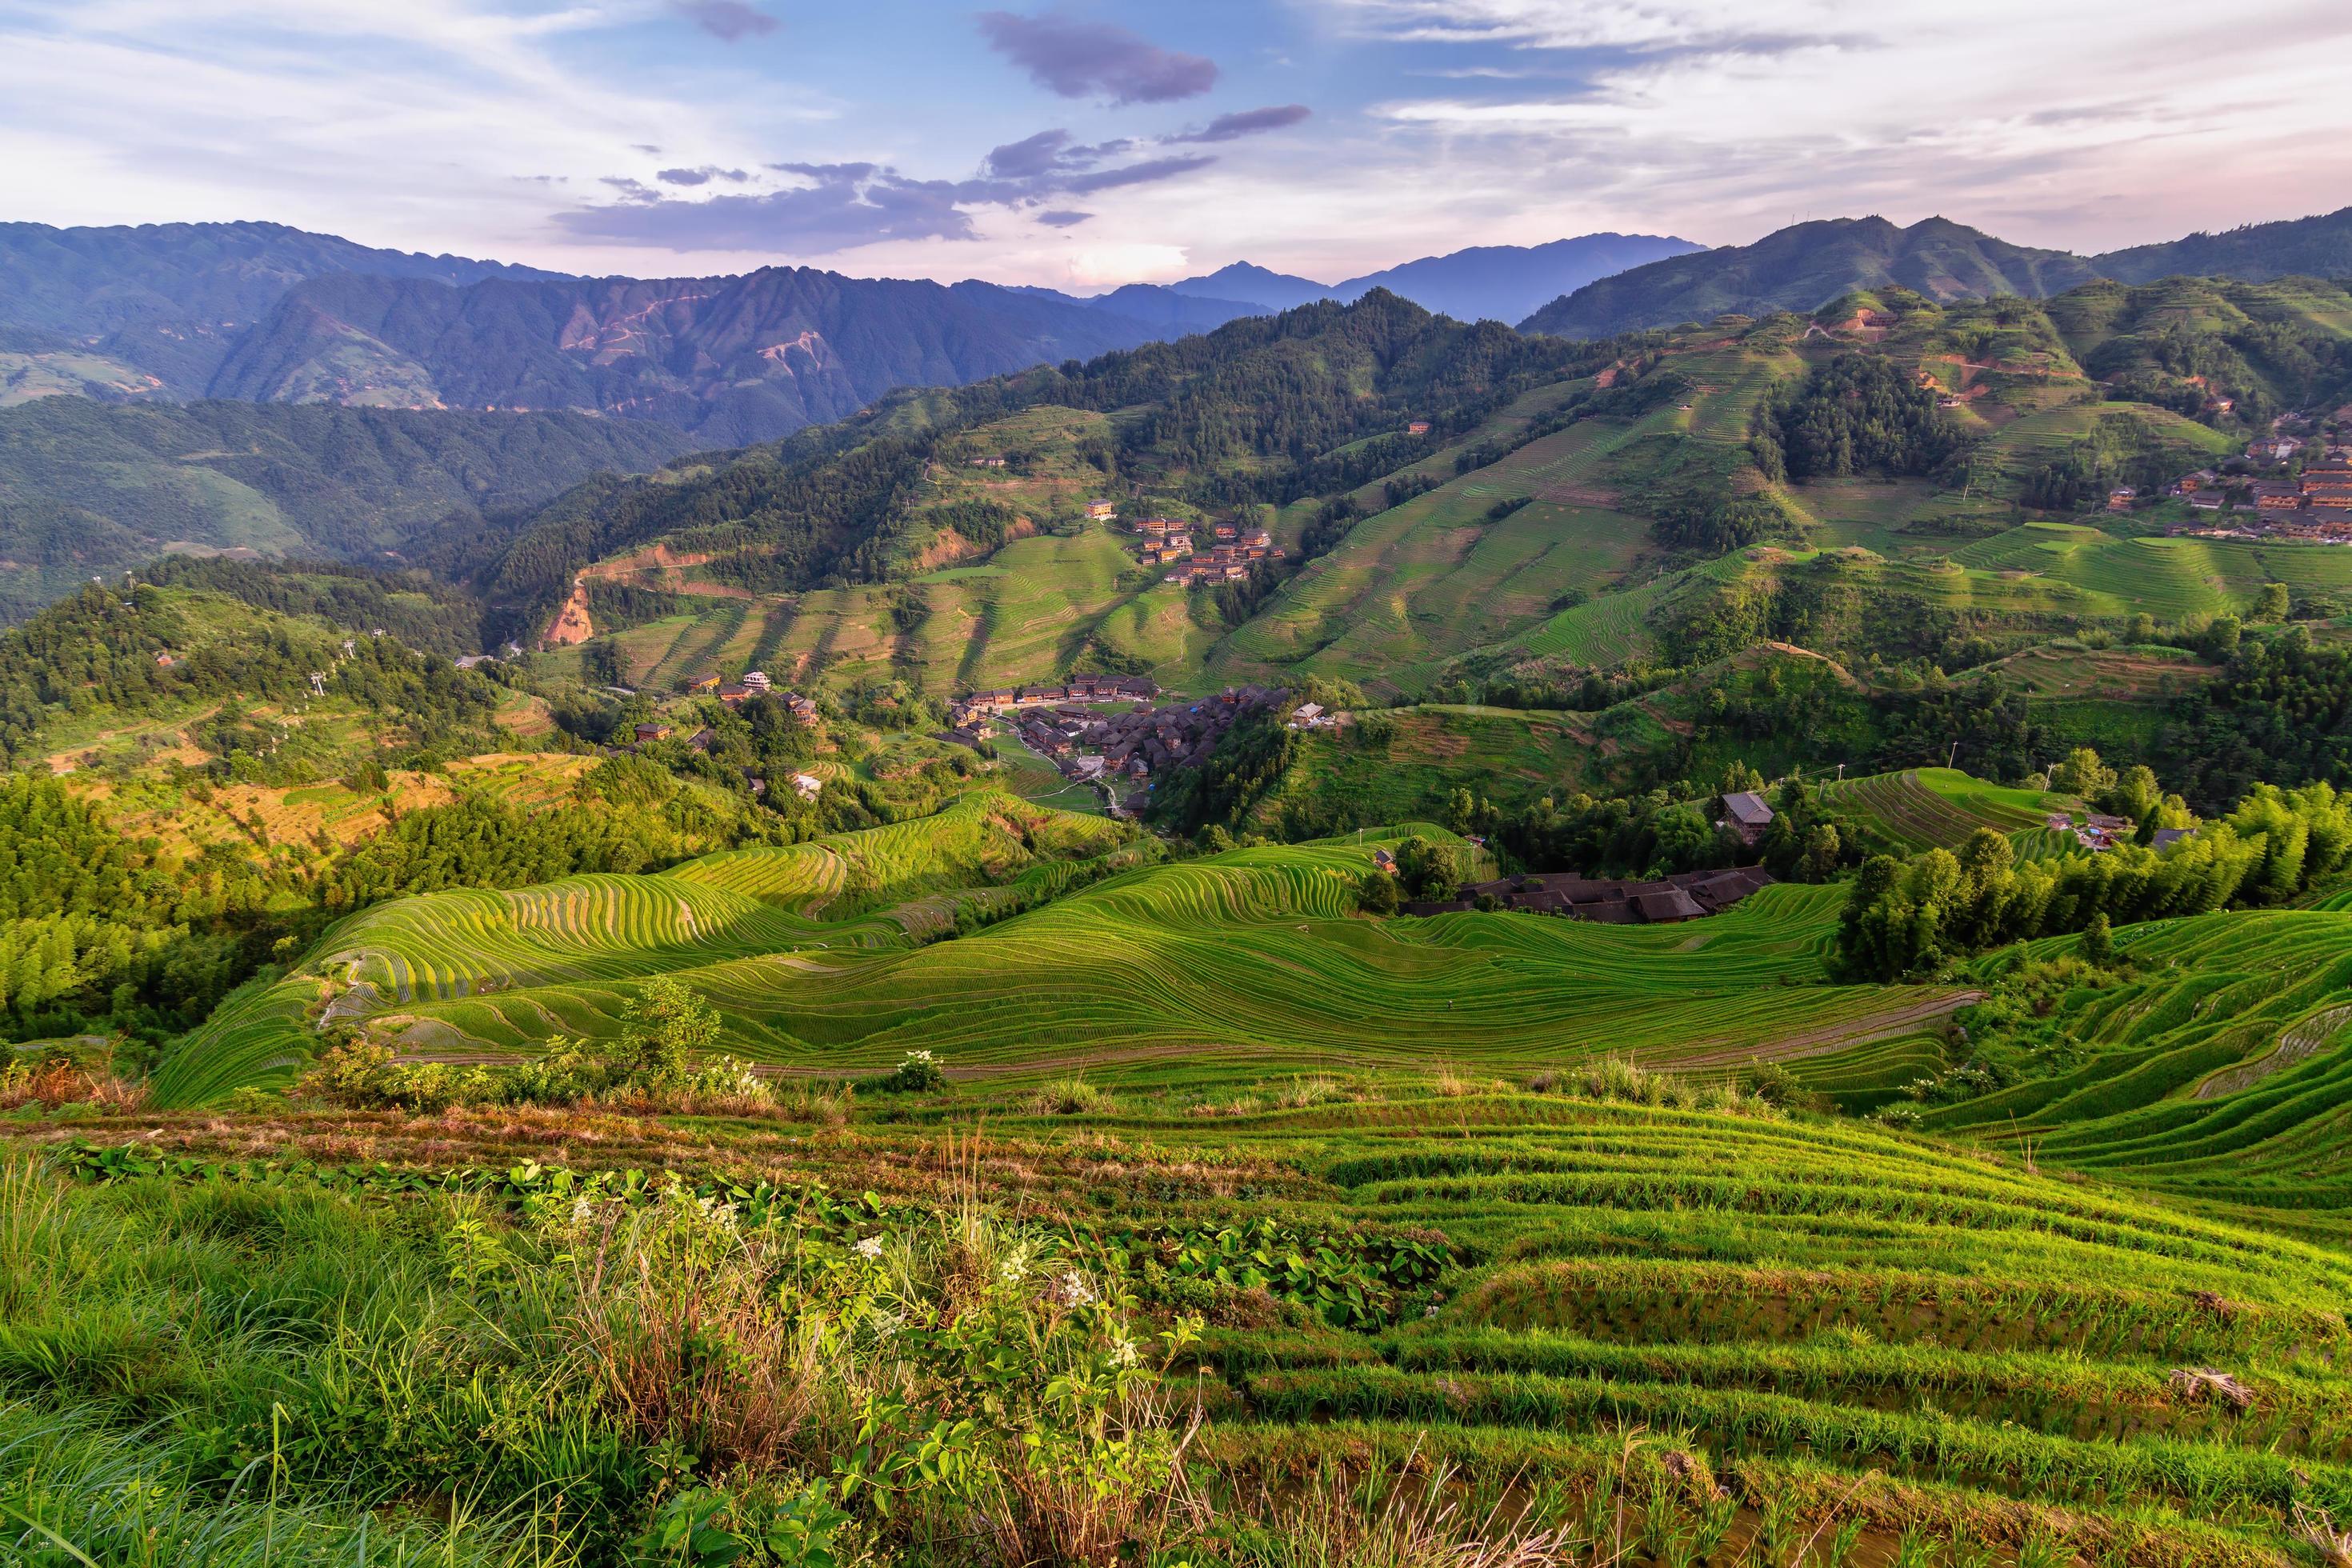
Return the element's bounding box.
[0,1060,146,1114]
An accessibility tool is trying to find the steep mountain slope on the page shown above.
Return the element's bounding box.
[1330,234,1705,325]
[207,268,1217,443]
[0,220,561,392]
[0,397,687,620]
[453,291,1595,648]
[1522,217,2102,338]
[2094,205,2352,285]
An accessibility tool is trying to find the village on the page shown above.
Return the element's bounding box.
[1077,497,1286,586]
[612,668,828,803]
[2145,430,2352,543]
[945,679,1305,814]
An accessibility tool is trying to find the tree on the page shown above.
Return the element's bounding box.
[617,977,722,1086]
[1391,836,1463,902]
[1356,870,1398,915]
[2251,582,2290,624]
[2050,747,2117,800]
[2079,911,2117,967]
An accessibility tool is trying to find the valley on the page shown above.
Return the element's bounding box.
[6,200,2352,1568]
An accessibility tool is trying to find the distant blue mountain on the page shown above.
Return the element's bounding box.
[1121,234,1709,324]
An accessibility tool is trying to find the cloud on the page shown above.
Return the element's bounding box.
[657,165,751,185]
[1035,209,1092,227]
[1055,154,1214,195]
[963,129,1214,203]
[668,1,779,42]
[560,162,978,252]
[1166,104,1311,143]
[978,10,1217,104]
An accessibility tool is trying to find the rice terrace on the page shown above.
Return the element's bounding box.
[14,10,2352,1566]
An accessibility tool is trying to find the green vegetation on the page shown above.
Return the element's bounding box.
[1834,779,2350,980]
[0,396,687,621]
[17,1035,2352,1566]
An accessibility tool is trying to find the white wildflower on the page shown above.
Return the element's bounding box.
[854,1234,886,1261]
[1110,1336,1141,1368]
[998,1246,1030,1285]
[569,1194,594,1226]
[1061,1270,1094,1306]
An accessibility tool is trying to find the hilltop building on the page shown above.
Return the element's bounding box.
[1718,791,1775,846]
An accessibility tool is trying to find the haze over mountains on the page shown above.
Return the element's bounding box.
[1146,233,1708,326]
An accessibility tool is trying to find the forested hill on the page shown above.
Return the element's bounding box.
[1521,217,2099,338]
[2094,206,2352,286]
[204,266,1245,444]
[0,398,690,623]
[1519,208,2352,339]
[0,219,562,392]
[456,290,1602,643]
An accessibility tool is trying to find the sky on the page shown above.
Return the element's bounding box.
[2,0,2349,291]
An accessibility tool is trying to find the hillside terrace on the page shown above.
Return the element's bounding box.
[1402,866,1775,922]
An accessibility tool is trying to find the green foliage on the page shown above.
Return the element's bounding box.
[1834,780,2352,978]
[1750,353,1964,482]
[1152,708,1298,834]
[1389,834,1463,902]
[0,396,686,622]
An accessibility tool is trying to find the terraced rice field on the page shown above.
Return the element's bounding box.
[1822,768,2076,853]
[157,810,1980,1106]
[70,1074,2352,1567]
[1949,523,2352,624]
[1211,409,1664,694]
[1931,906,2352,1224]
[151,794,1143,1103]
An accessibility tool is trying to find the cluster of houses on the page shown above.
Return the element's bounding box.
[2048,813,2194,854]
[946,674,1158,734]
[1122,515,1282,584]
[1395,865,1776,923]
[2168,442,2352,542]
[681,669,822,723]
[945,682,1288,813]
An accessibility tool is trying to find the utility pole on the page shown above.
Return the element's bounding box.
[1948,739,1959,769]
[1835,762,1846,782]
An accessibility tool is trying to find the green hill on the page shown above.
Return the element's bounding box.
[1918,905,2352,1226]
[1520,216,2100,338]
[0,397,689,622]
[156,819,1974,1105]
[1520,208,2352,341]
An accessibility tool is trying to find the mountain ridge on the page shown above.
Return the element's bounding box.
[1521,207,2352,338]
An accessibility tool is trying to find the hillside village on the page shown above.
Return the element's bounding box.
[950,679,1297,813]
[2162,433,2352,542]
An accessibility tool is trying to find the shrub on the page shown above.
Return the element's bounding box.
[878,1049,946,1093]
[1027,1077,1114,1116]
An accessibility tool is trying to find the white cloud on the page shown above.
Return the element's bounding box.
[1340,0,2352,251]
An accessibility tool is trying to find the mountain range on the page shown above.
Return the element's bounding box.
[5,207,2349,462]
[1519,208,2352,338]
[0,222,1707,445]
[1147,233,1708,325]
